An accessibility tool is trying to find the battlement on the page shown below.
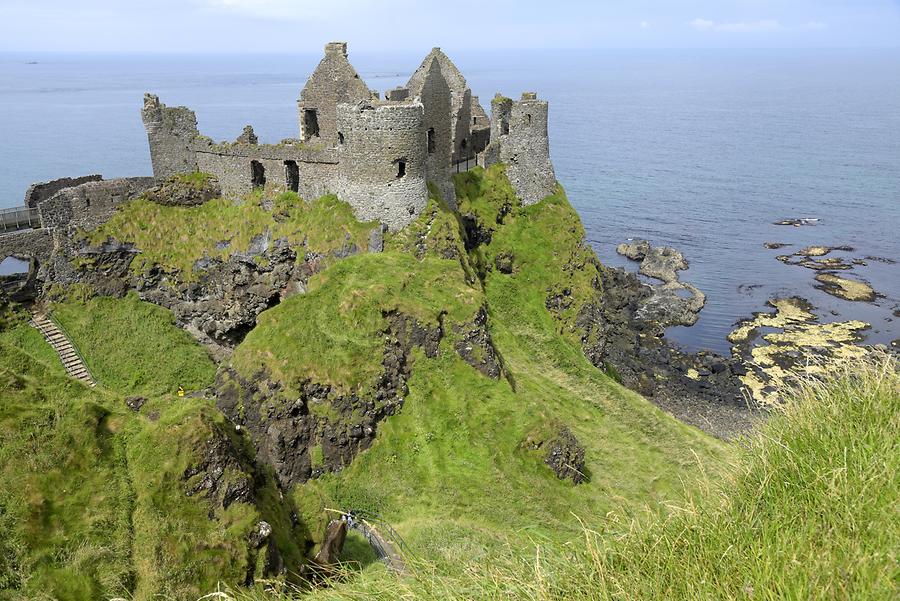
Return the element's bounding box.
[141,42,557,229]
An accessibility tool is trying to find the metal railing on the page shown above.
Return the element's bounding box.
[0,206,40,233]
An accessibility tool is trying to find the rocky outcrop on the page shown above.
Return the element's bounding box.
[182,424,256,515]
[452,306,502,378]
[143,174,222,207]
[313,520,348,568]
[544,427,587,484]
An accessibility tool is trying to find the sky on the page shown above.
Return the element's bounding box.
[0,0,899,53]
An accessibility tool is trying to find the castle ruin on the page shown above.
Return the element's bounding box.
[142,43,556,229]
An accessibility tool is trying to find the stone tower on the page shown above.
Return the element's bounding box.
[407,48,477,163]
[485,92,556,206]
[141,94,200,179]
[298,42,373,147]
[412,59,455,206]
[335,101,428,231]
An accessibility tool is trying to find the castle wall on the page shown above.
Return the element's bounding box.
[298,42,373,147]
[38,177,156,231]
[25,175,103,208]
[0,229,53,263]
[416,61,456,207]
[142,94,200,178]
[487,93,556,206]
[336,102,428,231]
[194,142,340,199]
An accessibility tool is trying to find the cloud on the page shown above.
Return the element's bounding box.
[690,18,782,33]
[640,21,649,29]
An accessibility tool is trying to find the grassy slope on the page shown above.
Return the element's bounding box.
[228,168,730,582]
[0,295,301,600]
[50,291,216,396]
[282,357,898,600]
[88,191,377,279]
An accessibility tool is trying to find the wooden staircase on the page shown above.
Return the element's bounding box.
[30,313,96,387]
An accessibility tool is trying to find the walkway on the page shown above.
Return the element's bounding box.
[0,206,40,234]
[30,313,96,387]
[335,509,410,575]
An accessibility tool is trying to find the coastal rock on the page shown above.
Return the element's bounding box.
[764,242,789,250]
[639,246,688,283]
[636,281,706,327]
[814,273,877,302]
[616,239,650,261]
[773,218,820,227]
[797,245,831,257]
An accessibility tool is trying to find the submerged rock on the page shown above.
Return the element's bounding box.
[815,273,877,302]
[639,246,688,284]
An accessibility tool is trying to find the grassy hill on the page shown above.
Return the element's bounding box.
[3,167,892,600]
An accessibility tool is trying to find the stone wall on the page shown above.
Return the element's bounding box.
[297,42,373,146]
[408,48,473,163]
[469,96,491,156]
[142,94,200,178]
[38,177,156,231]
[195,142,339,199]
[0,229,53,263]
[24,175,102,208]
[416,60,455,207]
[486,93,556,206]
[336,102,428,231]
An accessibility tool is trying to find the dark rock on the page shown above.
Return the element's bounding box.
[182,424,256,514]
[544,427,587,484]
[764,242,789,250]
[494,251,514,274]
[313,519,348,567]
[124,396,147,412]
[452,306,502,378]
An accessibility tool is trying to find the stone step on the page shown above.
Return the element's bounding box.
[29,313,96,388]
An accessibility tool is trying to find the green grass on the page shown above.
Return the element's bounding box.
[228,166,729,582]
[88,191,377,280]
[49,290,216,397]
[227,355,899,600]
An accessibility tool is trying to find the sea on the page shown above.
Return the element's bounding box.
[1,49,898,354]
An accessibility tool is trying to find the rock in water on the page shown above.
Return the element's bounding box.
[616,239,650,261]
[814,273,877,302]
[639,246,688,283]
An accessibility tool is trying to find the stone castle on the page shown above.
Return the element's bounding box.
[142,42,556,229]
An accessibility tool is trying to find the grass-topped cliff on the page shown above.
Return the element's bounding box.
[0,166,895,600]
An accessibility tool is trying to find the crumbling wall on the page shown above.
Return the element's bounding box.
[415,61,455,207]
[0,229,53,263]
[336,102,428,231]
[297,42,373,147]
[408,48,473,163]
[24,175,103,208]
[486,93,556,206]
[38,177,156,231]
[142,94,200,178]
[195,143,340,200]
[469,95,491,156]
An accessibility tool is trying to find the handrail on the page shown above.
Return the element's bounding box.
[0,206,40,233]
[325,508,416,571]
[46,312,98,385]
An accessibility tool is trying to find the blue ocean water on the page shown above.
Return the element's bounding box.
[1,49,898,353]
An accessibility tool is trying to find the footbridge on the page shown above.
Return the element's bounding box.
[329,509,413,575]
[0,206,41,234]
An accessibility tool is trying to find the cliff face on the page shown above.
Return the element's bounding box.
[0,165,741,598]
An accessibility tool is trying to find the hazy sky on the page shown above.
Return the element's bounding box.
[1,0,899,52]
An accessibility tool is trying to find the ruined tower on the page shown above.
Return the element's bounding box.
[141,94,200,179]
[335,101,428,230]
[409,59,455,206]
[407,48,480,164]
[298,42,373,146]
[485,92,556,206]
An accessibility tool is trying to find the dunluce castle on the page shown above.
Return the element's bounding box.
[144,42,556,229]
[0,43,555,275]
